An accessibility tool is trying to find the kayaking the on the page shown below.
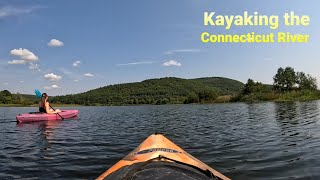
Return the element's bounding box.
[97,133,230,180]
[16,89,79,123]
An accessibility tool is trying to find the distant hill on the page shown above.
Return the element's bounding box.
[51,77,245,105]
[192,77,244,95]
[18,94,39,103]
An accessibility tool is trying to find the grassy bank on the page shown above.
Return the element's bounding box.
[233,90,320,102]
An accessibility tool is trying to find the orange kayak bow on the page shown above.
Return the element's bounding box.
[97,133,230,180]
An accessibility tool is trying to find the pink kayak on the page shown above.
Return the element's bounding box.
[16,110,79,123]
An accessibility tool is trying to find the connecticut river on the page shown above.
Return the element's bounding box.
[1,101,320,179]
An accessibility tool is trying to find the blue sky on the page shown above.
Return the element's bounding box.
[0,0,319,95]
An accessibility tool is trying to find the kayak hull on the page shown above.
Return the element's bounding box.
[16,110,79,123]
[97,134,230,180]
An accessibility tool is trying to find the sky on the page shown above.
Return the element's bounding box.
[0,0,319,95]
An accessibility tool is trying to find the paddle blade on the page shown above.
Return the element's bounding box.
[35,89,42,98]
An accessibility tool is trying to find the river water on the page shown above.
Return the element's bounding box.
[0,101,320,179]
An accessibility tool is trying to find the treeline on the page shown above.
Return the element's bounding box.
[2,69,318,106]
[51,77,241,105]
[0,90,38,105]
[235,67,320,101]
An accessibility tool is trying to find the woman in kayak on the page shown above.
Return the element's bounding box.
[39,93,61,114]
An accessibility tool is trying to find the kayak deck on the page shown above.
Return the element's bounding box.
[16,110,79,123]
[97,134,230,180]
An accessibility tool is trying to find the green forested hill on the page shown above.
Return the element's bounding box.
[192,77,244,95]
[19,94,39,103]
[51,77,244,105]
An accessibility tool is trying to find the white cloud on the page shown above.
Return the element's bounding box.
[10,48,38,61]
[3,82,8,85]
[162,60,182,67]
[51,85,59,88]
[84,73,94,77]
[0,6,42,18]
[19,81,24,83]
[44,73,62,81]
[116,61,156,66]
[48,39,64,47]
[165,49,200,55]
[8,60,25,64]
[74,80,79,82]
[72,60,81,67]
[44,84,59,90]
[28,63,39,70]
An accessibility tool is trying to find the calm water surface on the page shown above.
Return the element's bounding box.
[1,101,320,179]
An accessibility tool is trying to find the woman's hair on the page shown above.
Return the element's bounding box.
[41,93,48,105]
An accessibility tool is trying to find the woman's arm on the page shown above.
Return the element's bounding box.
[45,102,61,114]
[45,102,55,114]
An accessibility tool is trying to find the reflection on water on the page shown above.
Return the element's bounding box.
[275,102,298,122]
[0,102,320,179]
[275,101,319,134]
[17,120,63,160]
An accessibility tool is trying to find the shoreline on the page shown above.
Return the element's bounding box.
[1,97,319,107]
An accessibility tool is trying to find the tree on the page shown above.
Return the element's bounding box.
[197,88,217,102]
[243,79,255,95]
[0,90,12,104]
[296,72,318,90]
[185,92,199,103]
[273,67,296,91]
[243,79,267,95]
[1,90,12,97]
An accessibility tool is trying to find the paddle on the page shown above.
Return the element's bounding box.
[35,89,64,120]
